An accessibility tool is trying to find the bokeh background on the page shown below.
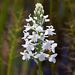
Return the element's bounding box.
[0,0,75,75]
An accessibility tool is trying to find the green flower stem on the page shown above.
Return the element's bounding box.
[38,60,42,75]
[38,0,43,3]
[38,39,42,75]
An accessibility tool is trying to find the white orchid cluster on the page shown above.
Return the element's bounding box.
[20,3,57,63]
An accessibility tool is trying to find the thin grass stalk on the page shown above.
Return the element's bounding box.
[7,9,23,75]
[68,0,74,21]
[67,1,75,74]
[7,0,24,75]
[0,56,2,75]
[73,70,75,75]
[50,0,55,75]
[66,0,75,51]
[0,0,9,74]
[67,0,75,44]
[22,60,29,75]
[0,0,9,45]
[13,0,30,74]
[7,40,16,75]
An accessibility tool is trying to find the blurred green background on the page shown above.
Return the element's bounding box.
[0,0,75,75]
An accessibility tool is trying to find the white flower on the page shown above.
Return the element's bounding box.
[49,53,57,63]
[36,26,44,32]
[46,25,55,30]
[42,40,54,51]
[22,31,29,39]
[43,15,49,19]
[28,32,39,42]
[34,10,36,14]
[35,3,43,9]
[34,52,49,61]
[43,15,50,22]
[39,33,45,41]
[34,3,44,15]
[28,51,34,56]
[38,11,40,14]
[20,50,30,60]
[45,19,50,22]
[26,14,33,22]
[24,23,32,31]
[51,43,57,53]
[45,25,56,35]
[22,39,34,51]
[34,17,37,20]
[32,23,38,29]
[40,14,43,17]
[26,14,35,24]
[22,44,34,51]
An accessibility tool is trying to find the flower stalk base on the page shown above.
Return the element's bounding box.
[38,61,42,75]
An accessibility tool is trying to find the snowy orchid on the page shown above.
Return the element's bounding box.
[28,32,39,42]
[36,26,44,32]
[24,23,32,32]
[22,31,29,39]
[20,3,57,64]
[20,50,30,60]
[45,25,56,35]
[42,40,54,51]
[49,53,57,63]
[34,52,49,61]
[22,39,34,51]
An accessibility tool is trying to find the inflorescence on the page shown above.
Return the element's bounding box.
[20,3,57,63]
